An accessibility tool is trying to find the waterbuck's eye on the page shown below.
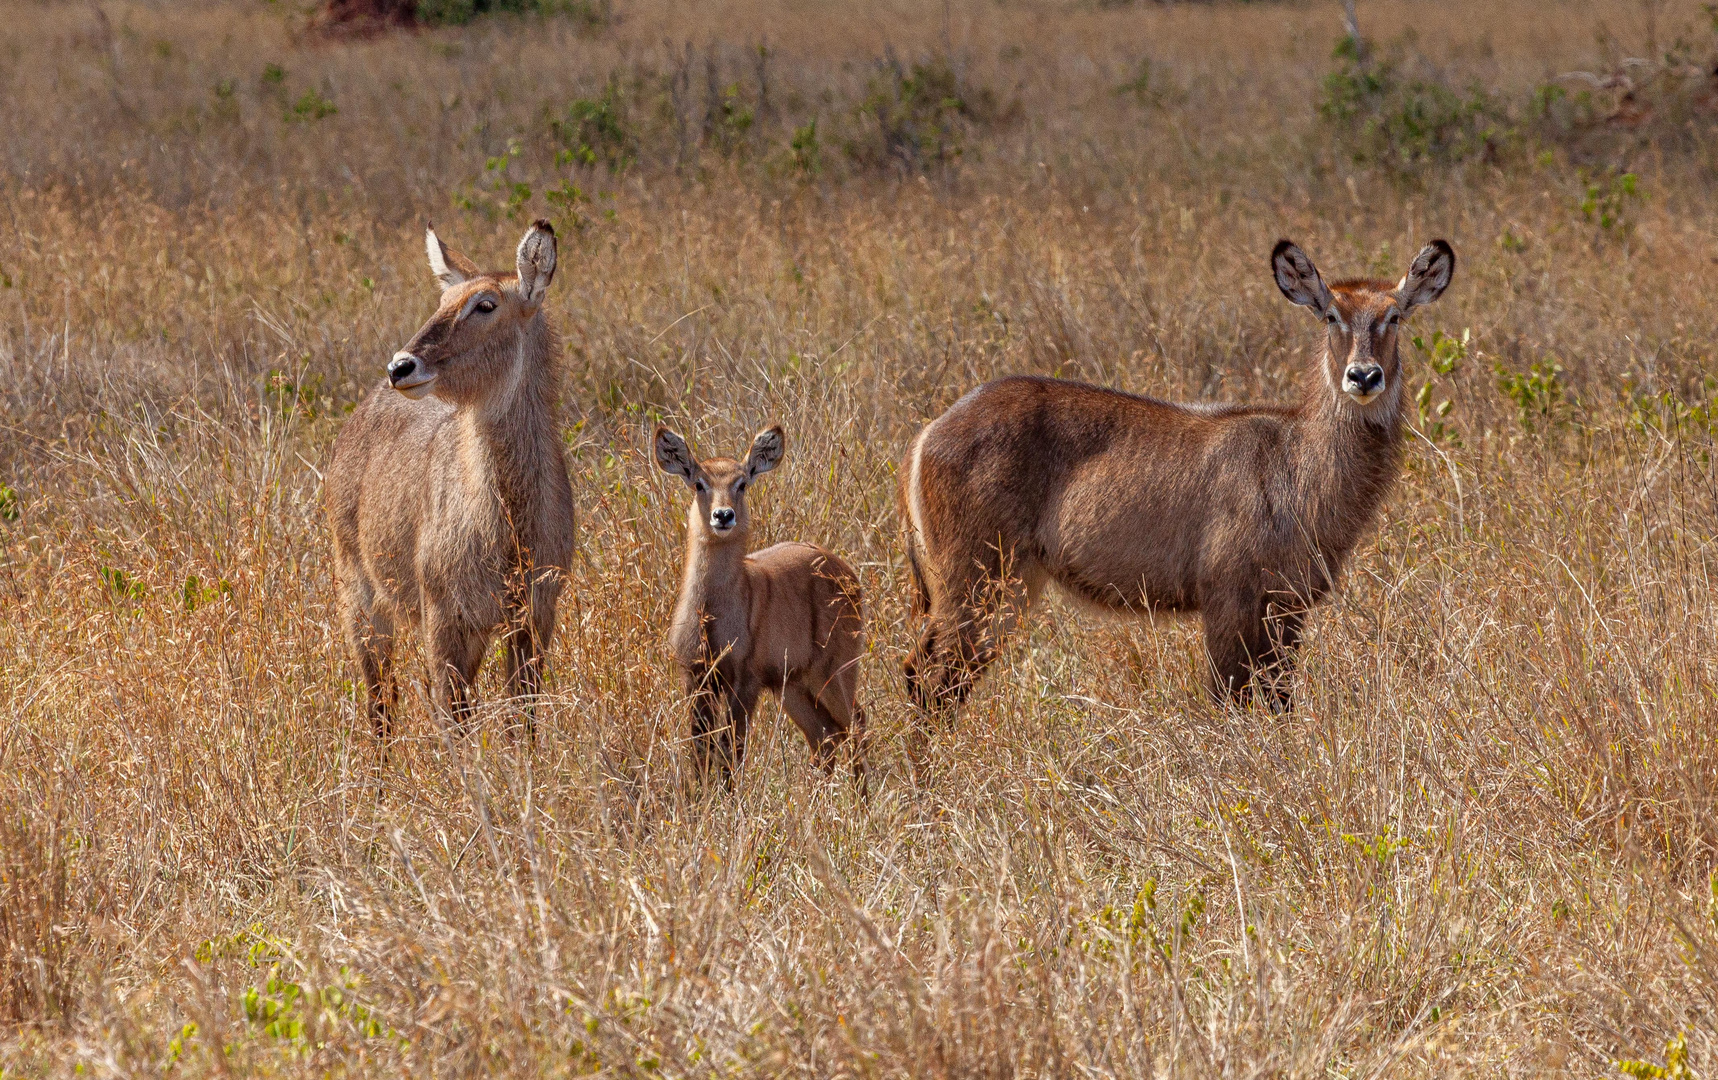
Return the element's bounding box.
[734,481,747,495]
[475,298,497,314]
[694,479,707,493]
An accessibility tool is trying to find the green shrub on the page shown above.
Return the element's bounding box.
[1578,169,1642,240]
[553,80,634,171]
[852,53,1009,172]
[416,0,610,28]
[1319,36,1506,170]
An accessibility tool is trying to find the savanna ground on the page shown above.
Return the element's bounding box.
[3,0,1718,1075]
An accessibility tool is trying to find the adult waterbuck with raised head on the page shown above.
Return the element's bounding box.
[327,220,575,742]
[900,238,1455,716]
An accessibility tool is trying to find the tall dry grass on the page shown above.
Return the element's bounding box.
[2,0,1717,1075]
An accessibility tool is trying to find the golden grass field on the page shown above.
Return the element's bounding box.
[3,0,1717,1074]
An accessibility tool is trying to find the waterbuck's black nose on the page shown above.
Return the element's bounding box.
[387,355,419,385]
[1345,365,1384,395]
[711,508,736,529]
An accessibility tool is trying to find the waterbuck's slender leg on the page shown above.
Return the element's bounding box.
[502,620,544,743]
[686,666,729,788]
[346,599,398,742]
[721,680,760,786]
[781,684,843,772]
[425,603,486,736]
[1200,585,1296,709]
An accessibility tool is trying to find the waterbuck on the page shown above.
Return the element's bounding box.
[900,238,1455,714]
[654,425,867,788]
[327,220,575,741]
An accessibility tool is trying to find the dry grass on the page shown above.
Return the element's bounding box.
[3,0,1718,1075]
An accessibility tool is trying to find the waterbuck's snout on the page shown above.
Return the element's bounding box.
[388,351,436,398]
[710,506,737,533]
[1342,363,1385,401]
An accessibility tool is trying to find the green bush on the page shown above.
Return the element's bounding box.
[416,0,610,28]
[1319,36,1506,170]
[553,79,634,171]
[852,54,1010,172]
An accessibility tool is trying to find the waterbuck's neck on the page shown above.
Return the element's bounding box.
[1289,347,1407,556]
[680,516,750,615]
[456,314,563,534]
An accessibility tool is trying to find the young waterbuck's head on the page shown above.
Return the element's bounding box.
[654,426,785,545]
[1272,238,1455,419]
[386,220,559,405]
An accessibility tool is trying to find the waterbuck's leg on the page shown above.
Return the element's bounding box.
[685,667,721,787]
[1200,587,1285,709]
[426,603,486,736]
[346,599,398,742]
[719,680,760,787]
[781,683,843,772]
[503,573,562,743]
[825,661,868,792]
[502,617,547,743]
[1257,600,1307,713]
[906,552,1039,716]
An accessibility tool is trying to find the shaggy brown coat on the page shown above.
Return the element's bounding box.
[900,238,1454,713]
[326,220,575,740]
[655,426,866,787]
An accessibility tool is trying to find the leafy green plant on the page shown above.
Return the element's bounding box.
[1629,377,1718,439]
[1615,1032,1692,1080]
[1411,328,1469,443]
[854,54,1008,171]
[99,565,147,603]
[709,82,755,156]
[285,88,337,123]
[1496,358,1567,432]
[553,80,633,171]
[789,119,821,177]
[181,575,232,612]
[1318,36,1504,170]
[415,0,612,28]
[0,482,18,523]
[242,965,399,1056]
[1579,170,1642,240]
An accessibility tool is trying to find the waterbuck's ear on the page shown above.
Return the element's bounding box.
[654,426,697,485]
[515,219,557,311]
[1272,240,1333,314]
[1396,239,1455,313]
[746,426,785,478]
[425,223,478,290]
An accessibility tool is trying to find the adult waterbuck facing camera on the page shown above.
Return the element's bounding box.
[901,238,1455,715]
[327,220,575,742]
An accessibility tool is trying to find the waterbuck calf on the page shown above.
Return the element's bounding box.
[901,238,1455,714]
[654,425,867,788]
[327,220,575,741]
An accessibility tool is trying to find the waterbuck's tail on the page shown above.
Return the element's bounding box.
[897,434,933,617]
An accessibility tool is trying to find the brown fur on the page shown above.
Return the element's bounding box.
[900,239,1455,714]
[326,221,575,742]
[654,425,867,789]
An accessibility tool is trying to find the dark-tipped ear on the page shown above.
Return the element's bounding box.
[1396,239,1455,313]
[425,223,478,290]
[746,426,784,478]
[515,219,557,310]
[654,426,697,485]
[1271,239,1334,315]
